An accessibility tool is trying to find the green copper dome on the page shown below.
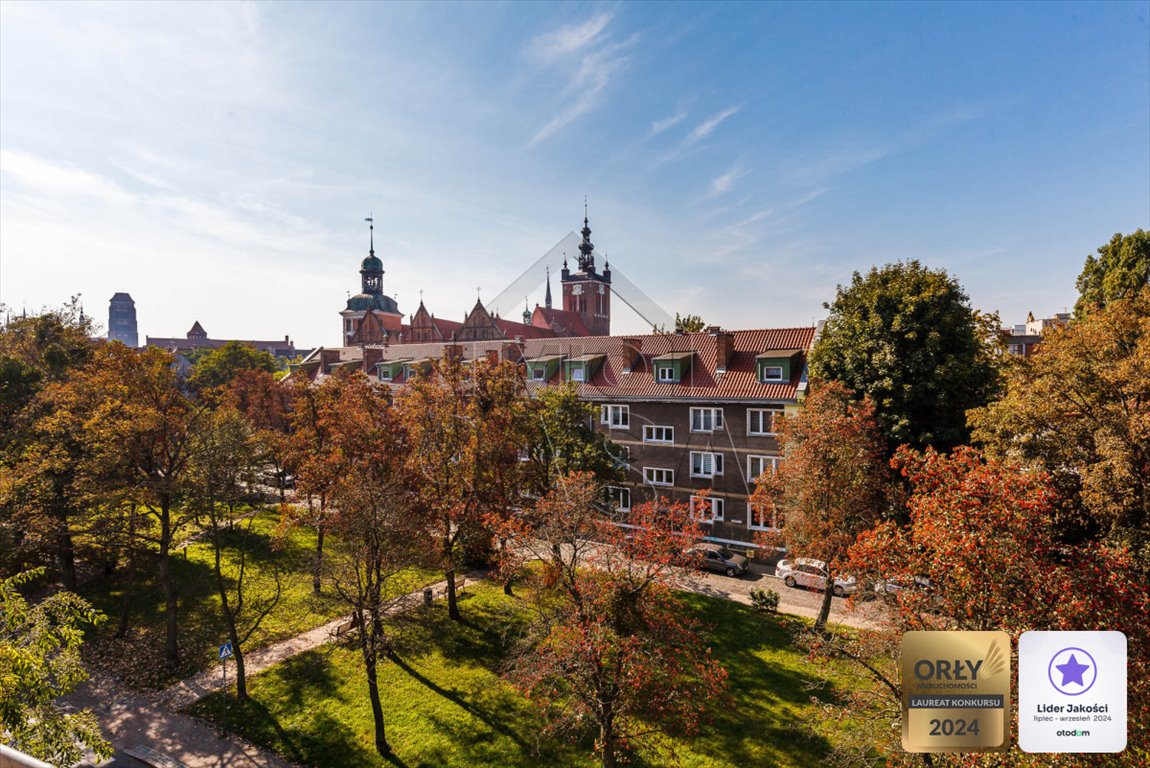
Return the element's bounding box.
[361,254,383,272]
[346,292,399,314]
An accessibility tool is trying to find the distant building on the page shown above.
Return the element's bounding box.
[1004,311,1070,356]
[108,292,138,347]
[341,212,612,346]
[146,321,301,359]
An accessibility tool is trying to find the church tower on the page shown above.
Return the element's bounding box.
[560,206,611,336]
[340,217,403,344]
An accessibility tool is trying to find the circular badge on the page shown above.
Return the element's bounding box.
[1047,646,1097,696]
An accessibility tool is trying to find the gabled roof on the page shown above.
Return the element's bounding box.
[531,306,590,337]
[521,327,815,401]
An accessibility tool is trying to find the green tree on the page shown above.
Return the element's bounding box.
[970,286,1150,565]
[0,568,112,766]
[188,407,280,702]
[1075,229,1150,317]
[809,261,1001,451]
[524,382,623,495]
[674,312,706,333]
[188,340,276,394]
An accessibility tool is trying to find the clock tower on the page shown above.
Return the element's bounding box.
[560,207,611,336]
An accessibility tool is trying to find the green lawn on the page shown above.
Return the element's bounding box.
[78,507,438,689]
[191,582,874,768]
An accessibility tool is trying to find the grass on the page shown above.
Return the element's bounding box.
[190,581,875,768]
[78,507,438,689]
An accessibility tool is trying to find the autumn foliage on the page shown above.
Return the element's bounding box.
[499,473,728,768]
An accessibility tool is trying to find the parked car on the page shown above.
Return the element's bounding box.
[775,557,857,596]
[688,543,749,577]
[874,575,933,595]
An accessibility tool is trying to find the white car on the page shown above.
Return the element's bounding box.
[775,557,857,597]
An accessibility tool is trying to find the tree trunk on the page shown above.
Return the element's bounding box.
[159,496,179,668]
[445,568,461,620]
[921,752,935,767]
[116,553,135,639]
[599,713,617,768]
[56,529,76,591]
[312,510,325,596]
[364,649,390,756]
[815,573,835,632]
[503,578,514,597]
[213,524,247,702]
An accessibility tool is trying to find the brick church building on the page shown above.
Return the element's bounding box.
[340,214,612,345]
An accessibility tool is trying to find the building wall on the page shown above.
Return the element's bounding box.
[590,399,787,550]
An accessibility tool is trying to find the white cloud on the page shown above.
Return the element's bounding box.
[0,150,134,205]
[527,13,613,61]
[688,106,739,143]
[526,15,638,146]
[709,166,743,196]
[648,110,687,138]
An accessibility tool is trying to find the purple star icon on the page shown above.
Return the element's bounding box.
[1056,653,1090,687]
[1047,647,1097,696]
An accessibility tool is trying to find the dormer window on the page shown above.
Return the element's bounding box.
[651,351,692,384]
[564,354,605,383]
[525,355,564,383]
[755,350,801,384]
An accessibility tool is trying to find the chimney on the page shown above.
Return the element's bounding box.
[485,349,500,364]
[362,348,384,370]
[712,328,734,371]
[444,343,463,363]
[619,337,641,374]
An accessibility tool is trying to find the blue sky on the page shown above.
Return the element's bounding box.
[1,1,1147,347]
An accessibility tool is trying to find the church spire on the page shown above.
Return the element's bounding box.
[578,199,595,272]
[366,215,375,257]
[545,265,553,309]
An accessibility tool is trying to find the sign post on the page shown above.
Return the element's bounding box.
[218,641,234,727]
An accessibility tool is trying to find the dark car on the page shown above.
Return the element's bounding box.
[688,543,749,577]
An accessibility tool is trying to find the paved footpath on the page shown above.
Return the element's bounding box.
[70,572,483,768]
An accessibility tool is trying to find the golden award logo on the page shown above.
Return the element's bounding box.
[902,631,1012,753]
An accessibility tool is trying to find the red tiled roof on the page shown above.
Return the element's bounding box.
[493,318,557,340]
[299,327,815,402]
[532,307,590,336]
[521,327,815,402]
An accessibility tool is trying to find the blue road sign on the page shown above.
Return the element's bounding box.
[219,641,233,660]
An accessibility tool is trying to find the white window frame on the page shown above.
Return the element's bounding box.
[607,486,631,512]
[747,500,780,531]
[642,425,674,444]
[569,366,585,382]
[747,407,782,436]
[747,455,780,483]
[530,365,546,381]
[760,365,784,383]
[379,368,393,382]
[690,495,725,523]
[657,366,677,382]
[690,451,724,478]
[690,407,724,433]
[643,467,674,487]
[601,404,629,429]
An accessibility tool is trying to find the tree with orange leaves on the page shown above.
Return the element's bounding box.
[498,473,727,768]
[396,354,529,620]
[312,369,429,758]
[837,447,1150,767]
[751,380,889,630]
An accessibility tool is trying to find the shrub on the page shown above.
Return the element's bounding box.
[749,588,779,613]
